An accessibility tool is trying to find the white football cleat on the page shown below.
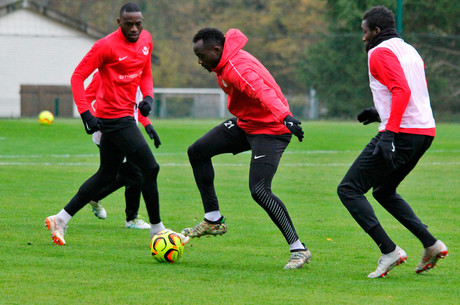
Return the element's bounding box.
[415,240,448,274]
[89,200,107,219]
[45,215,67,246]
[368,246,407,278]
[125,218,150,229]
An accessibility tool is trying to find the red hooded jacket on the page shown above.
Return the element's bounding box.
[212,29,292,135]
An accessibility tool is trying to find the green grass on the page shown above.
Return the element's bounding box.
[0,119,458,305]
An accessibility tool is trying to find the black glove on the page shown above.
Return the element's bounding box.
[80,110,102,134]
[283,115,304,142]
[357,107,381,125]
[145,124,161,148]
[139,96,153,117]
[373,130,397,169]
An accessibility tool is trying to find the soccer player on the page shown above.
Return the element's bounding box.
[45,2,185,245]
[337,6,448,278]
[181,28,311,269]
[85,72,158,229]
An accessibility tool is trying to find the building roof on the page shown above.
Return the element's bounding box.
[0,0,105,39]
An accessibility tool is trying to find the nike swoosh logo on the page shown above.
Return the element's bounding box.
[85,122,90,131]
[254,155,266,160]
[391,143,395,152]
[119,56,128,61]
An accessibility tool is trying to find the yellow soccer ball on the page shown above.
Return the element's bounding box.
[150,230,185,263]
[38,110,54,125]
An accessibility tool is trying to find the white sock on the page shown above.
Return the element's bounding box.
[289,239,305,251]
[150,222,166,235]
[205,211,222,222]
[56,209,72,226]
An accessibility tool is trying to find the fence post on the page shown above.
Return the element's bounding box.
[54,97,59,117]
[309,87,318,120]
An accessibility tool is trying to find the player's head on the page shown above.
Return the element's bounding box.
[117,2,143,43]
[361,6,395,48]
[192,28,225,72]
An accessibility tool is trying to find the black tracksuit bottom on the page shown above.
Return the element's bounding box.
[337,132,437,250]
[188,118,300,244]
[64,117,161,224]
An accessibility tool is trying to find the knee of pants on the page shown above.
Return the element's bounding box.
[188,142,206,163]
[250,187,259,202]
[249,179,267,203]
[143,162,160,180]
[372,188,396,203]
[337,182,358,204]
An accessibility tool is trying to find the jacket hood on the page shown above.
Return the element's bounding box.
[213,29,248,72]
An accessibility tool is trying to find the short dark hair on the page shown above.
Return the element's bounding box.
[193,28,225,47]
[363,6,395,31]
[120,2,141,16]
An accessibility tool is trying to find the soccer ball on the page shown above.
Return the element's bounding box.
[150,230,184,263]
[38,110,54,125]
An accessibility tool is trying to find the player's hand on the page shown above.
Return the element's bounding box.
[283,115,304,142]
[145,124,161,148]
[139,96,153,117]
[373,130,396,169]
[80,110,102,134]
[357,107,381,125]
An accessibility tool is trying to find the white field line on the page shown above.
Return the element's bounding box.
[1,161,459,167]
[0,150,458,167]
[0,149,458,159]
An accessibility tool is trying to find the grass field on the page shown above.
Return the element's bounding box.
[0,118,458,305]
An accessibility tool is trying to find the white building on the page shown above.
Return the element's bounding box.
[0,0,103,117]
[0,0,229,119]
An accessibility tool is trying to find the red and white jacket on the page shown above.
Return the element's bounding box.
[71,27,153,119]
[368,38,435,136]
[212,29,292,135]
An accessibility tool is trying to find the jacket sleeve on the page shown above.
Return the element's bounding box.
[138,112,152,127]
[84,72,101,115]
[71,40,108,114]
[139,33,154,100]
[369,47,411,133]
[231,67,291,122]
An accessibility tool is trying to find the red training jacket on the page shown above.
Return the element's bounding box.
[85,72,151,127]
[71,27,153,119]
[212,29,292,135]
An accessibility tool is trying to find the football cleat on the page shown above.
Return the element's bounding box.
[89,200,107,219]
[368,246,407,278]
[181,217,227,238]
[415,240,448,274]
[45,215,67,246]
[125,218,150,229]
[284,245,312,269]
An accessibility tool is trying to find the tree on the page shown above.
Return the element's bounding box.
[44,0,459,119]
[296,0,460,119]
[48,0,326,91]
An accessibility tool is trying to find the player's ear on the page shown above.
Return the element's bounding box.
[213,45,223,56]
[117,18,121,26]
